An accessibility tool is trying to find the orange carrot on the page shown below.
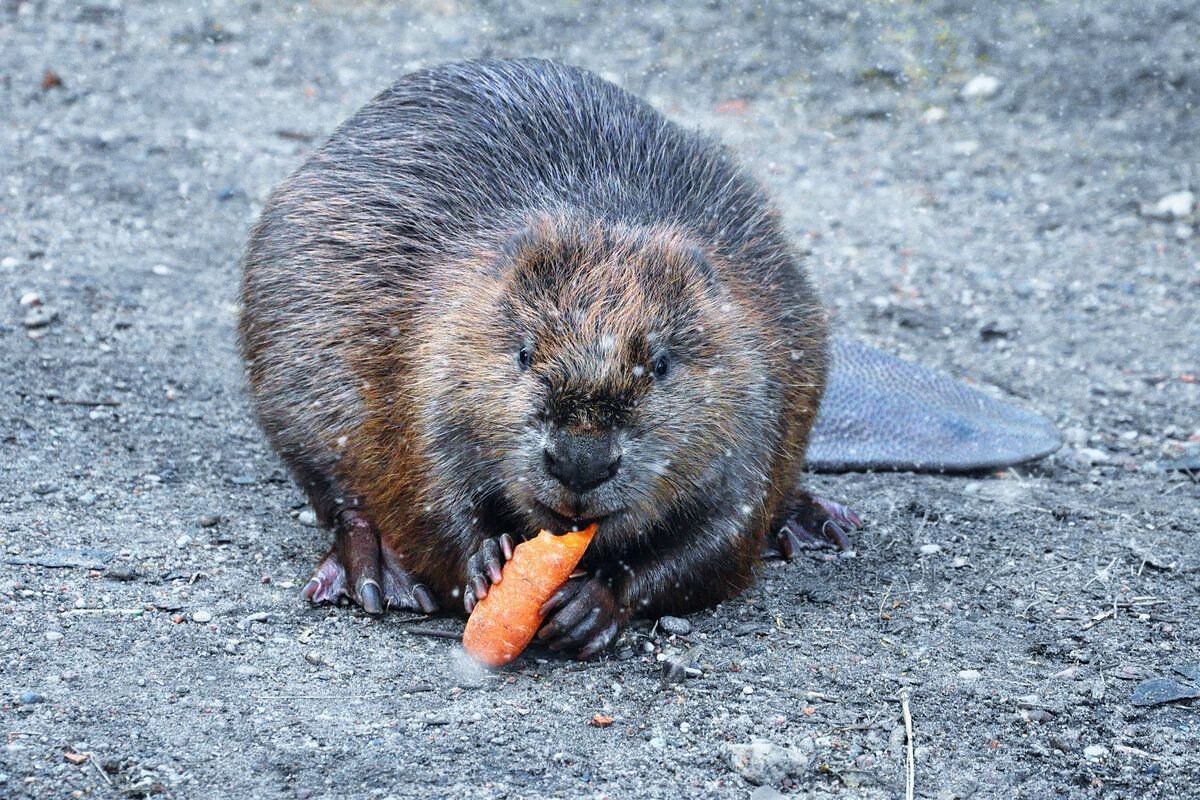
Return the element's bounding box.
[462,524,597,667]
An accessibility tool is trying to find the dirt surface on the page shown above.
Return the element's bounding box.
[2,1,1198,798]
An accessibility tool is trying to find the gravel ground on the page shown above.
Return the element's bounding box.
[2,1,1198,798]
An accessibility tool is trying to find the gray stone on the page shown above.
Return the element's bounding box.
[724,739,809,786]
[962,74,1001,100]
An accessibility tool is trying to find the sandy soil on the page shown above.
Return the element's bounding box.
[2,1,1198,797]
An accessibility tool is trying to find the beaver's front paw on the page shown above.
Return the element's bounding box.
[537,577,622,659]
[462,534,516,613]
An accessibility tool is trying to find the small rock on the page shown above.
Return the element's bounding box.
[920,106,947,124]
[198,514,222,528]
[105,565,138,582]
[957,669,982,684]
[1083,744,1108,760]
[919,543,942,555]
[1,255,18,269]
[229,474,256,486]
[725,739,809,786]
[18,291,41,306]
[23,305,58,328]
[658,615,691,636]
[77,492,97,506]
[45,631,63,642]
[31,481,60,495]
[238,611,274,630]
[661,645,702,684]
[1141,190,1194,221]
[1130,677,1200,707]
[1075,447,1110,465]
[648,736,666,749]
[192,610,212,624]
[176,534,193,548]
[297,508,318,527]
[961,74,1001,100]
[19,691,45,705]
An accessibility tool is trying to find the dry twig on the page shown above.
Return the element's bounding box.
[900,689,915,800]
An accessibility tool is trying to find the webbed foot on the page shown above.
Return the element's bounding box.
[301,509,438,614]
[764,492,863,557]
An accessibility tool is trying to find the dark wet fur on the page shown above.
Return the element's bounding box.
[240,58,828,627]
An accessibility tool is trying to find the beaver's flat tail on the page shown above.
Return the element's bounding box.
[807,337,1062,473]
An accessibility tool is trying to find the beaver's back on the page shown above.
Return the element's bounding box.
[260,59,790,277]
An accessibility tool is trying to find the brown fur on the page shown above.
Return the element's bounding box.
[240,59,828,621]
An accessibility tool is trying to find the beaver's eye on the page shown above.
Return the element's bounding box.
[653,355,670,378]
[517,346,532,370]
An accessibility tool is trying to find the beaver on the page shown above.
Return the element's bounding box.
[240,58,1058,658]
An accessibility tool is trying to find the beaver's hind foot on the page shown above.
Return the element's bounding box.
[764,493,863,557]
[301,509,438,615]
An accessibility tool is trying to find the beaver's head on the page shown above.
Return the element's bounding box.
[421,215,782,549]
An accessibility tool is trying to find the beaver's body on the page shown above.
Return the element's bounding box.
[241,59,1056,657]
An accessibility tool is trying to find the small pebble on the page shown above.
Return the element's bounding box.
[45,631,64,642]
[1083,744,1108,760]
[105,565,138,582]
[1141,190,1194,221]
[176,534,193,548]
[23,305,58,328]
[18,291,41,306]
[192,610,212,624]
[961,74,1001,100]
[1,255,18,269]
[1075,447,1110,465]
[958,669,982,684]
[725,740,809,786]
[658,615,691,636]
[19,691,45,705]
[198,514,221,528]
[297,508,318,527]
[919,543,942,555]
[77,492,97,506]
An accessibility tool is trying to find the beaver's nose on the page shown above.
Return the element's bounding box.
[544,432,621,494]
